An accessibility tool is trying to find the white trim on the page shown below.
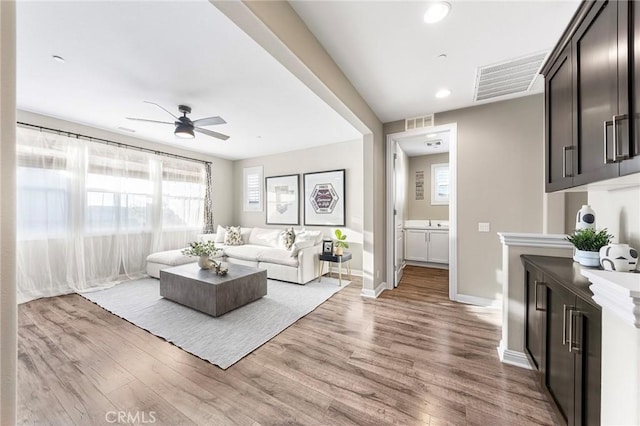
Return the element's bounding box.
[404,261,448,270]
[455,293,501,308]
[582,268,640,328]
[497,340,534,370]
[385,122,458,301]
[361,281,387,298]
[430,162,449,205]
[498,232,572,248]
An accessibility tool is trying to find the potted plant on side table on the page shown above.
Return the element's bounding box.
[333,229,349,256]
[566,228,613,267]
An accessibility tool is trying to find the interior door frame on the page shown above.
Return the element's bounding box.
[385,122,458,300]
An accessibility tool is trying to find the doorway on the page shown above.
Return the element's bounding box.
[385,123,457,300]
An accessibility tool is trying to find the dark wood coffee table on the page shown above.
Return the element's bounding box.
[159,263,267,317]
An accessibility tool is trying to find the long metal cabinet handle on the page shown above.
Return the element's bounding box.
[570,310,582,353]
[613,114,629,161]
[534,280,545,311]
[568,308,574,353]
[562,146,574,177]
[562,304,568,345]
[604,120,613,164]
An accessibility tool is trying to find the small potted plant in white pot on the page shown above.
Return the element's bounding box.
[566,228,613,267]
[333,229,349,256]
[181,241,222,270]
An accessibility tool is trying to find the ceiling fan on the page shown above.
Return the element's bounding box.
[126,101,230,140]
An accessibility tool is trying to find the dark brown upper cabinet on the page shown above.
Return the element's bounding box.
[542,0,640,192]
[625,1,640,175]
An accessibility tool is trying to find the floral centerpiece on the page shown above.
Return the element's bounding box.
[181,241,227,275]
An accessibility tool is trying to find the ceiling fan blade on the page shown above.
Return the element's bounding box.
[125,117,175,125]
[143,101,179,119]
[192,116,226,127]
[195,127,230,141]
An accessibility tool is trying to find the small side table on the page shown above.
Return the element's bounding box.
[318,252,352,286]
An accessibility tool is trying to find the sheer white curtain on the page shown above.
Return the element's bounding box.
[16,126,206,303]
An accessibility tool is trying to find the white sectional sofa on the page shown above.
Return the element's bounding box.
[146,226,323,285]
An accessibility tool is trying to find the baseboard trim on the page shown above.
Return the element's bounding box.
[361,281,386,298]
[497,340,533,370]
[455,293,501,308]
[404,261,449,270]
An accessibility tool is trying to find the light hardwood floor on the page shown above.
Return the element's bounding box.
[18,266,558,425]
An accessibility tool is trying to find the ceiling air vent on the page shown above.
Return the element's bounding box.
[473,51,548,102]
[405,114,434,131]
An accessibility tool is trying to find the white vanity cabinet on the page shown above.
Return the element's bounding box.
[404,227,449,264]
[405,229,430,262]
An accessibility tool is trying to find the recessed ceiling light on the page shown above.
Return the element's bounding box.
[52,55,65,63]
[118,126,136,133]
[424,2,451,24]
[435,88,451,98]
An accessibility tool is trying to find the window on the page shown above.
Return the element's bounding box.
[243,166,263,212]
[431,163,449,205]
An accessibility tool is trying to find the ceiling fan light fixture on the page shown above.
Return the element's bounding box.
[424,2,451,24]
[175,123,195,139]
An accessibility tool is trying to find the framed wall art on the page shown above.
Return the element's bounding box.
[265,174,300,225]
[303,169,345,226]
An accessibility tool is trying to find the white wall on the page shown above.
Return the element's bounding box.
[233,139,364,272]
[435,95,545,301]
[407,153,450,220]
[588,186,640,250]
[17,110,235,228]
[0,1,17,423]
[213,0,384,294]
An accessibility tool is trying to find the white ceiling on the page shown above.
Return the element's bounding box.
[17,1,582,161]
[16,0,361,160]
[291,0,581,123]
[398,130,450,157]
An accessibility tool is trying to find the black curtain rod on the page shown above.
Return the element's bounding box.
[17,121,212,166]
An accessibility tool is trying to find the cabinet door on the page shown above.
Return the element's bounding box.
[573,298,602,426]
[524,266,545,372]
[545,44,575,192]
[623,0,640,175]
[404,230,428,262]
[545,278,577,425]
[572,0,622,185]
[427,231,449,264]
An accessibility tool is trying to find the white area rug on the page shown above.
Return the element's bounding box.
[80,276,349,369]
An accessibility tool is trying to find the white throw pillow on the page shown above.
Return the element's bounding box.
[297,228,324,245]
[214,225,226,244]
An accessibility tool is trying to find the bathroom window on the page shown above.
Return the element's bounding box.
[431,163,449,205]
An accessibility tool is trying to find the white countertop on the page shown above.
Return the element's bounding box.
[581,268,640,328]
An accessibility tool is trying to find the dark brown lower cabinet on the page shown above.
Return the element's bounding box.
[522,256,602,426]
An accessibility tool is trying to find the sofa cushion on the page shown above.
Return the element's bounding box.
[146,249,194,266]
[224,226,244,246]
[258,247,300,267]
[289,239,316,257]
[223,244,265,262]
[248,227,281,248]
